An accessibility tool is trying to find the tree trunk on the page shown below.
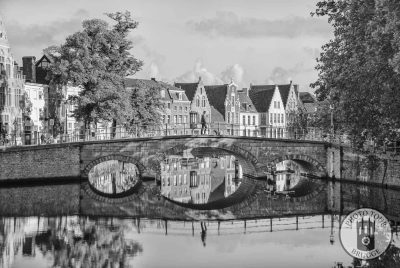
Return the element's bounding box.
[111,119,117,138]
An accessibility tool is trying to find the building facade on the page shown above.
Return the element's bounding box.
[175,77,212,135]
[249,84,286,138]
[238,88,259,137]
[0,17,25,145]
[23,82,48,141]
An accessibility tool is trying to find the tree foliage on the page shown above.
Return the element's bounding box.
[45,11,160,129]
[312,0,400,147]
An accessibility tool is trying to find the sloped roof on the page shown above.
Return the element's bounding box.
[277,84,291,108]
[210,106,225,124]
[124,78,172,101]
[299,92,316,103]
[238,91,257,113]
[204,84,228,118]
[159,81,190,102]
[174,82,198,101]
[249,85,275,113]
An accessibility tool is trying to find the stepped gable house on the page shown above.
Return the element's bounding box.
[174,77,211,134]
[205,81,241,135]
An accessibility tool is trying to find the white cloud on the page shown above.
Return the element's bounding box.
[187,11,331,39]
[175,59,223,84]
[221,63,244,84]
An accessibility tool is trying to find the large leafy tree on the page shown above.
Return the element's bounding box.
[45,11,159,133]
[312,0,400,147]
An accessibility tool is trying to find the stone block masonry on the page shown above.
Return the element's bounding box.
[0,144,81,181]
[0,136,329,182]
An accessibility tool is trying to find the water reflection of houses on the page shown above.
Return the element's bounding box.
[275,160,302,192]
[88,160,140,194]
[160,155,242,204]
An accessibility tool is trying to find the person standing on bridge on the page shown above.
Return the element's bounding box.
[201,111,208,135]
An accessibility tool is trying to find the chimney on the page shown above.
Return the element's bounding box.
[22,56,36,83]
[242,88,248,96]
[151,77,156,82]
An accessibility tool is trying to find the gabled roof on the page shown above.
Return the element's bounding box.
[159,81,190,102]
[36,54,54,66]
[210,106,225,123]
[124,78,172,101]
[238,91,257,113]
[174,82,199,101]
[249,85,275,113]
[299,92,316,103]
[204,84,228,118]
[277,84,291,108]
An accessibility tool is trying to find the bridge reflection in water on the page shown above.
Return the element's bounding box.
[1,148,400,268]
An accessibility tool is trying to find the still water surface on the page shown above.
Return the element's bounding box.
[0,151,399,267]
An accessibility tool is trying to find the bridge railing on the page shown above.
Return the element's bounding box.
[0,123,344,147]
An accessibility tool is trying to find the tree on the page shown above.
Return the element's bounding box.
[45,11,159,135]
[311,0,400,148]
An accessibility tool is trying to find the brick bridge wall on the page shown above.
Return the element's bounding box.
[0,136,328,181]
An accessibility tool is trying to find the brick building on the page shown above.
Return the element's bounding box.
[175,77,212,135]
[0,17,25,144]
[205,81,241,135]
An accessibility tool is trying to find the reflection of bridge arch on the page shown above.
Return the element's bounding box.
[150,144,258,175]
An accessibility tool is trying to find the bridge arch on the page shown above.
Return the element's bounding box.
[82,154,146,178]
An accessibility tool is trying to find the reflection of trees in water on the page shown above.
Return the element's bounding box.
[89,160,140,194]
[34,222,143,267]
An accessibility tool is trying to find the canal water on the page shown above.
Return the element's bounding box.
[0,151,399,267]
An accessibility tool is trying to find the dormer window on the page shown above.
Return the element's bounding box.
[161,90,165,98]
[179,93,182,100]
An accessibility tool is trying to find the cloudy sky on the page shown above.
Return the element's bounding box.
[1,0,332,91]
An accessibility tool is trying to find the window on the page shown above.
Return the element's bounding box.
[183,174,187,184]
[281,114,284,124]
[278,114,280,123]
[278,102,280,108]
[253,116,256,125]
[173,176,177,186]
[179,106,182,111]
[235,113,239,124]
[243,115,246,125]
[167,115,170,124]
[274,113,277,123]
[179,115,182,123]
[231,96,234,106]
[161,90,165,98]
[270,113,273,124]
[183,116,187,123]
[248,116,251,125]
[178,93,182,100]
[174,115,177,123]
[167,103,171,109]
[178,175,182,185]
[227,112,231,123]
[185,106,188,111]
[202,96,206,107]
[196,96,200,107]
[174,106,177,111]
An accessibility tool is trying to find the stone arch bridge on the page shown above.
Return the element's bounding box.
[0,135,340,181]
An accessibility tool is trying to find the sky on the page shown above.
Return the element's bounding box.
[0,0,333,92]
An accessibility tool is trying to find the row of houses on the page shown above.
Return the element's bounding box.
[127,77,316,138]
[0,15,317,144]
